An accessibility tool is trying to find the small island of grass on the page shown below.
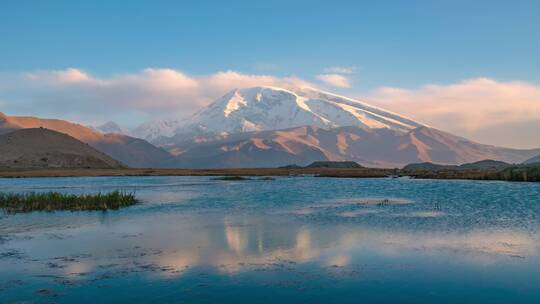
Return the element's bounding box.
[0,191,137,213]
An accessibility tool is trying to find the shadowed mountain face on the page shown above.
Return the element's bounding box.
[0,112,172,168]
[133,86,424,143]
[0,128,124,169]
[129,86,540,169]
[524,155,540,164]
[165,125,540,169]
[2,84,539,169]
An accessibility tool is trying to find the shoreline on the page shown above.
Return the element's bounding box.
[0,167,538,183]
[0,167,393,178]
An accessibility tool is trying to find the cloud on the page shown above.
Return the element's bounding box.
[368,78,540,148]
[323,66,356,74]
[0,68,315,125]
[2,69,540,148]
[316,73,351,88]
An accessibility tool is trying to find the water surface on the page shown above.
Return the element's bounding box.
[1,177,540,303]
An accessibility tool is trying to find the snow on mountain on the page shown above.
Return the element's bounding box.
[132,119,183,142]
[93,121,124,134]
[126,86,540,168]
[134,86,425,143]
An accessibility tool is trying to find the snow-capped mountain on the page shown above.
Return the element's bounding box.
[133,86,425,143]
[126,86,540,168]
[131,119,182,142]
[93,121,124,134]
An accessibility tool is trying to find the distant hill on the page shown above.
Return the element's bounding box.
[0,112,171,168]
[0,128,124,169]
[305,161,363,168]
[403,159,511,172]
[524,155,540,165]
[459,160,511,170]
[162,125,540,169]
[402,162,457,172]
[278,161,363,169]
[3,86,540,170]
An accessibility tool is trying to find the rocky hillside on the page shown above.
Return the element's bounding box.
[524,155,540,164]
[164,125,540,168]
[0,112,171,168]
[0,128,124,169]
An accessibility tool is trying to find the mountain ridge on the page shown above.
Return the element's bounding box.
[0,112,172,168]
[0,128,124,169]
[164,124,540,169]
[133,86,425,143]
[524,154,540,164]
[3,86,539,169]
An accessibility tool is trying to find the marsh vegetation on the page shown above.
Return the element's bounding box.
[0,191,137,213]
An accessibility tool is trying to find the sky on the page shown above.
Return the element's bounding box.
[1,0,539,148]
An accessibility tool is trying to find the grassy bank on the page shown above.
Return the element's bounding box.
[0,165,538,182]
[0,191,137,213]
[405,164,540,182]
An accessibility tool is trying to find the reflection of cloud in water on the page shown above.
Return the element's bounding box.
[326,254,350,267]
[404,211,446,218]
[225,223,248,255]
[218,224,318,273]
[150,222,320,276]
[293,227,318,262]
[339,209,382,217]
[338,230,538,261]
[137,190,199,205]
[17,214,536,281]
[320,197,413,207]
[64,261,91,277]
[152,250,200,276]
[285,197,414,217]
[150,223,538,277]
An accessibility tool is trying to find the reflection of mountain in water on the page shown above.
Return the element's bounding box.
[144,217,537,277]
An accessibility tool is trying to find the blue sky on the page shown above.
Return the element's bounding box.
[1,0,540,148]
[2,0,539,89]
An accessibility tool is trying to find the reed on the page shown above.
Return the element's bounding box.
[0,191,137,213]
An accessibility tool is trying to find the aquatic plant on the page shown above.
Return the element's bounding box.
[0,191,137,213]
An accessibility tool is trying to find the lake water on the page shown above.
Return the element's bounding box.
[1,176,540,303]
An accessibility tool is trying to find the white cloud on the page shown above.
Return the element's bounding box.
[316,73,351,88]
[0,68,315,126]
[323,66,356,74]
[367,78,540,148]
[2,69,540,148]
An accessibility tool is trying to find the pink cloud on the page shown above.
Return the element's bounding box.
[316,73,351,88]
[367,78,540,148]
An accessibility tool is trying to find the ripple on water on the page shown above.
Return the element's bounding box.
[1,177,540,303]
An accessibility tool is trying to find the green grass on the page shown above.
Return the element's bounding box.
[0,191,137,213]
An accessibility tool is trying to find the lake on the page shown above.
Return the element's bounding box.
[1,176,540,303]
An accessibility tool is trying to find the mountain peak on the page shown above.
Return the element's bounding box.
[133,85,427,143]
[192,86,423,136]
[95,121,124,134]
